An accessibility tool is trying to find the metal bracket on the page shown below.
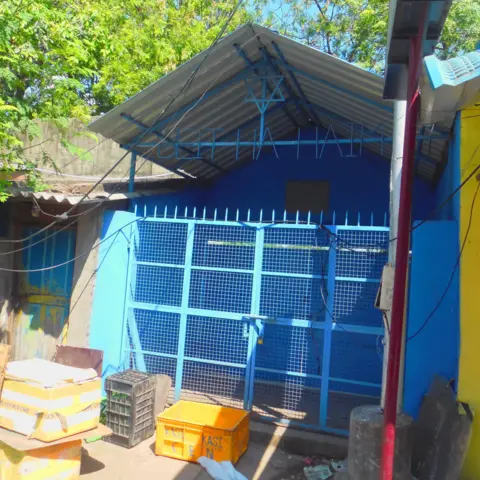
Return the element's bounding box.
[242,314,277,344]
[375,263,395,312]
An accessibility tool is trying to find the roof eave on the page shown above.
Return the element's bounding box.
[384,0,453,100]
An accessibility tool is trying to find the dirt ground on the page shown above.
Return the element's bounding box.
[81,438,306,480]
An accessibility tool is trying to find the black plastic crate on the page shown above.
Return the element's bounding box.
[104,369,156,448]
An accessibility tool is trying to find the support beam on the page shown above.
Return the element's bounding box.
[233,44,299,128]
[269,42,322,125]
[121,113,224,173]
[121,146,193,181]
[258,46,315,124]
[124,132,448,150]
[126,59,268,146]
[128,151,137,193]
[268,49,394,114]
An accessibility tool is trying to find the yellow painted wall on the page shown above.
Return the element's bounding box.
[458,102,480,479]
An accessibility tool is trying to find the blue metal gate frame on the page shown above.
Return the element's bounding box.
[121,211,388,434]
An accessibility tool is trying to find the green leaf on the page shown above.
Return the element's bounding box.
[0,105,18,112]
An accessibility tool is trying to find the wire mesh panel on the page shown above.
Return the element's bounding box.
[260,276,327,321]
[263,228,329,275]
[126,220,253,409]
[185,316,249,365]
[128,310,180,356]
[135,221,188,264]
[325,227,388,431]
[189,270,253,313]
[254,324,323,424]
[192,224,256,270]
[182,315,248,409]
[134,265,184,306]
[124,215,388,434]
[332,281,383,327]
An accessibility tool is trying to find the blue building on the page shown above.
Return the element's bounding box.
[88,25,457,434]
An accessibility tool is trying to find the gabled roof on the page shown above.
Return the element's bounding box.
[90,24,447,182]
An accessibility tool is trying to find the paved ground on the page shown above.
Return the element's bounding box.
[81,438,306,480]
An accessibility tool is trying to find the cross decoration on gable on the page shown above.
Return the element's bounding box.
[244,73,285,114]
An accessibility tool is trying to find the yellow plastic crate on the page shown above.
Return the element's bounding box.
[155,401,249,463]
[0,440,81,479]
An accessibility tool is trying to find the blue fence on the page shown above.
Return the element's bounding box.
[121,209,388,434]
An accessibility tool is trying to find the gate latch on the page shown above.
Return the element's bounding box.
[242,314,276,344]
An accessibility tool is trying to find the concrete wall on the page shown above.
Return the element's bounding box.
[66,208,104,348]
[90,210,136,381]
[133,128,435,224]
[20,119,170,181]
[457,104,480,479]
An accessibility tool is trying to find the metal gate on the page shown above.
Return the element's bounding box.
[122,211,387,434]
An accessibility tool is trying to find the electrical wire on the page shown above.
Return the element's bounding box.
[321,142,480,253]
[0,216,147,272]
[0,0,245,245]
[406,181,480,342]
[0,3,256,261]
[33,168,175,181]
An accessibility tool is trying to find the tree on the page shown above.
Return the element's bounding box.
[1,0,478,200]
[266,0,480,73]
[0,0,256,200]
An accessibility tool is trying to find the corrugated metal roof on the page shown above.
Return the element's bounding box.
[421,50,480,129]
[11,189,177,205]
[384,0,453,99]
[90,23,447,183]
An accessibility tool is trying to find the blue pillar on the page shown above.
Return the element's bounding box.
[320,227,336,428]
[90,210,137,387]
[244,227,265,410]
[174,221,195,401]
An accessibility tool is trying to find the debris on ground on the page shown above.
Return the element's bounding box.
[330,460,348,473]
[304,464,333,480]
[303,459,348,480]
[198,456,248,480]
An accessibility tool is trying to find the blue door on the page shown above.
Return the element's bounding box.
[14,226,76,360]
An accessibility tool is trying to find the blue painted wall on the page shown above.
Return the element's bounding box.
[434,141,455,221]
[404,220,459,418]
[402,129,460,418]
[90,210,136,387]
[134,128,435,224]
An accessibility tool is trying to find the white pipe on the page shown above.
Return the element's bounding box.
[381,99,407,410]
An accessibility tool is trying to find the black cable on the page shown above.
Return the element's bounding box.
[407,181,480,342]
[0,0,245,245]
[321,143,480,253]
[0,216,147,272]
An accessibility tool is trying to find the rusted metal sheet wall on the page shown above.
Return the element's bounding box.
[13,226,76,361]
